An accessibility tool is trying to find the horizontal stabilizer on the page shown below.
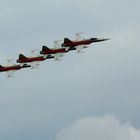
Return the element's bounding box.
[54,53,62,61]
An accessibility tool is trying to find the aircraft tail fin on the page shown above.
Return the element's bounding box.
[42,46,51,52]
[19,54,27,60]
[64,38,72,44]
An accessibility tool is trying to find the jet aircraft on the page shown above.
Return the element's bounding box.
[16,54,54,68]
[62,33,109,52]
[40,45,69,61]
[0,64,31,77]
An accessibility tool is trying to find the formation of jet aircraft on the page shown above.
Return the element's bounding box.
[0,33,109,77]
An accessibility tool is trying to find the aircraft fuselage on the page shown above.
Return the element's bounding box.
[0,65,21,72]
[40,48,66,55]
[62,38,109,47]
[17,56,45,63]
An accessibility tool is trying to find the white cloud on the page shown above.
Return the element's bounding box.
[56,115,140,140]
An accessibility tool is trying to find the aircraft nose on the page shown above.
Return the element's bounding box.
[103,38,110,41]
[91,38,110,42]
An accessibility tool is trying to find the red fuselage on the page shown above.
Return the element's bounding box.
[62,38,109,48]
[40,48,66,55]
[63,39,93,47]
[0,65,21,72]
[17,56,45,63]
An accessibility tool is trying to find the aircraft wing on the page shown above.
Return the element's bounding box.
[7,70,16,78]
[76,45,88,53]
[54,40,61,49]
[54,53,63,61]
[7,59,15,67]
[30,61,40,69]
[75,32,85,41]
[19,61,40,69]
[30,49,39,57]
[64,47,70,52]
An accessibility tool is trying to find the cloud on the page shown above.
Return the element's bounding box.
[56,115,140,140]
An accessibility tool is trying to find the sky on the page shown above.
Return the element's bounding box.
[0,0,140,140]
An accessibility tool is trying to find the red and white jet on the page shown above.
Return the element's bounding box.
[16,54,54,68]
[0,63,31,77]
[62,33,110,52]
[40,41,69,61]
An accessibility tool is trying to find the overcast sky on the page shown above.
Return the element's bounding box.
[0,0,140,140]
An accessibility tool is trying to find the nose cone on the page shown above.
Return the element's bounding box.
[101,38,110,41]
[91,38,110,42]
[22,64,31,68]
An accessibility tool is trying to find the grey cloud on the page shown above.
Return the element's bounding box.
[56,115,140,140]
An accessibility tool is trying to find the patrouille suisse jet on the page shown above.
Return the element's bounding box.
[0,64,31,77]
[62,33,110,52]
[16,54,54,68]
[40,46,69,61]
[40,40,70,61]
